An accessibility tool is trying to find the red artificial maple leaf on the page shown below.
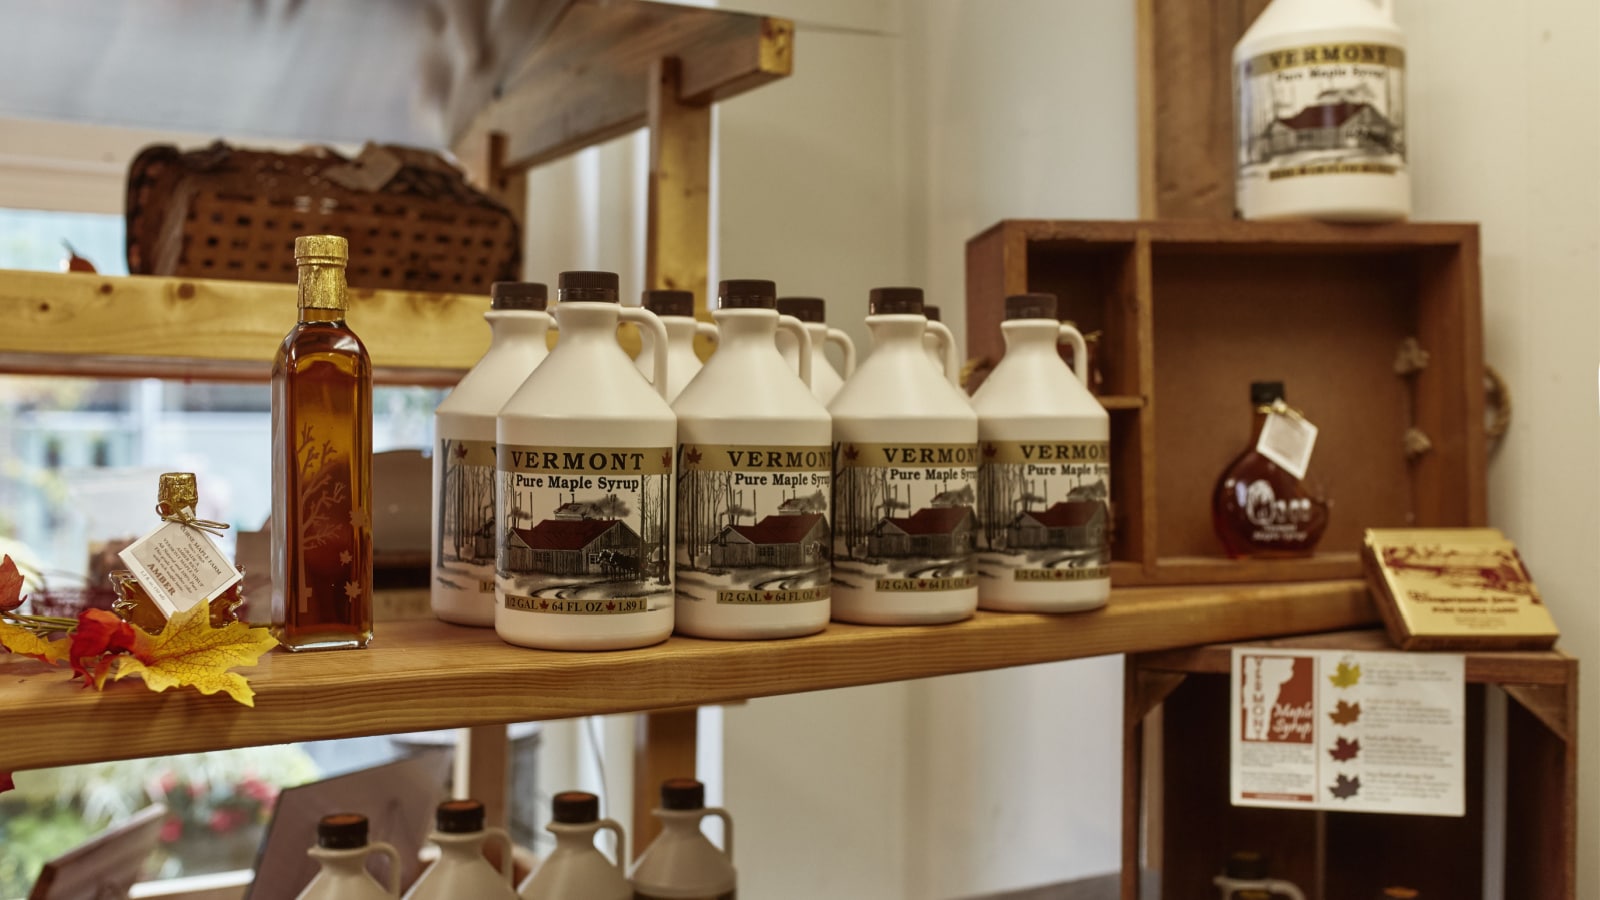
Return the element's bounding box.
[844,444,859,461]
[1329,699,1362,726]
[0,772,12,794]
[1328,774,1361,800]
[1329,737,1361,762]
[0,555,24,612]
[685,446,703,465]
[69,609,141,683]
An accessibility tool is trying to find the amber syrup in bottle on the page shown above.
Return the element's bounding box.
[1211,381,1329,559]
[271,235,374,650]
[110,472,245,632]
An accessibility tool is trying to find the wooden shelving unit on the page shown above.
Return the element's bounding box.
[0,582,1377,773]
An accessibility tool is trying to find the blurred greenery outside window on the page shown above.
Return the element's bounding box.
[0,209,448,896]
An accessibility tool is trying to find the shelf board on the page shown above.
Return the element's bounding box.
[0,269,487,386]
[0,581,1377,772]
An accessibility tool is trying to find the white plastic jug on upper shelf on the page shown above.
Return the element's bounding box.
[635,289,717,403]
[775,296,855,404]
[1234,0,1408,221]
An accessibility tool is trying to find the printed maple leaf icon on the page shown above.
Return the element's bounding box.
[1329,699,1362,726]
[685,446,703,465]
[606,601,616,611]
[983,443,998,459]
[1328,773,1361,800]
[763,592,774,602]
[1329,736,1361,762]
[844,444,859,461]
[661,451,672,468]
[454,443,468,459]
[1329,661,1361,689]
[539,599,550,610]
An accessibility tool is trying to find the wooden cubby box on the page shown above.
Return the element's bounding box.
[965,220,1487,587]
[1122,631,1577,899]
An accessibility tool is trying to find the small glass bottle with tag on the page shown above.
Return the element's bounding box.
[1211,382,1329,558]
[109,472,244,632]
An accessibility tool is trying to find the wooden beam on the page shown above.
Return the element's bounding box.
[0,269,488,383]
[455,0,792,172]
[632,708,699,858]
[646,56,713,313]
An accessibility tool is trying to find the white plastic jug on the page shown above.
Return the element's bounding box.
[673,280,832,640]
[404,800,517,900]
[520,792,630,900]
[635,289,718,403]
[1234,0,1408,221]
[295,814,400,900]
[775,296,855,404]
[433,282,554,627]
[969,293,1111,613]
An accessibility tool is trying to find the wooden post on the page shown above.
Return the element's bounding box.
[646,56,713,321]
[633,709,700,858]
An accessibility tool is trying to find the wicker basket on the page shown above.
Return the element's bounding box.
[126,141,520,293]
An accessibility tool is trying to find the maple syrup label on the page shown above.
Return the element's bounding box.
[832,442,978,593]
[976,440,1111,583]
[495,444,673,615]
[677,443,832,605]
[435,438,499,596]
[1237,43,1405,187]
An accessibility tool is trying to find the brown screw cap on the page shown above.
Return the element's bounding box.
[317,813,368,849]
[1004,293,1058,321]
[558,271,620,303]
[1250,381,1286,406]
[868,287,925,316]
[491,282,549,311]
[777,297,826,323]
[435,799,486,834]
[1224,850,1269,881]
[552,791,600,824]
[924,304,943,322]
[642,289,695,317]
[718,279,777,310]
[660,777,706,810]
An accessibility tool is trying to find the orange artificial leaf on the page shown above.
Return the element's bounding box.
[0,620,70,666]
[69,609,140,681]
[104,602,279,707]
[0,555,24,612]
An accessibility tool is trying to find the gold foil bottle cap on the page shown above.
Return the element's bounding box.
[157,472,199,514]
[294,234,349,265]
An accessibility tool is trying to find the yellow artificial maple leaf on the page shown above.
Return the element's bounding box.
[105,602,279,707]
[1329,660,1362,689]
[0,620,70,666]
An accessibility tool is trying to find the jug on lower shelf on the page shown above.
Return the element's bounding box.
[1214,851,1307,900]
[296,813,400,900]
[403,799,517,900]
[520,791,629,900]
[630,778,736,899]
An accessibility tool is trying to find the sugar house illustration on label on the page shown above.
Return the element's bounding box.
[834,457,978,588]
[977,466,1110,571]
[501,485,671,593]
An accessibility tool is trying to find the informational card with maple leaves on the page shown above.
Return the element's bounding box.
[1230,648,1465,816]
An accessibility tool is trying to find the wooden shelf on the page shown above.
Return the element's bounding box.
[0,581,1377,772]
[0,269,490,386]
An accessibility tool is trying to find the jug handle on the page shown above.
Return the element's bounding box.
[1057,323,1089,386]
[926,320,959,387]
[622,307,672,400]
[1266,880,1307,900]
[704,807,734,862]
[695,320,719,343]
[367,841,403,897]
[598,818,628,874]
[778,314,814,388]
[485,826,517,886]
[826,327,857,377]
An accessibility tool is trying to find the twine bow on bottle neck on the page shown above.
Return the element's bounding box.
[157,503,230,539]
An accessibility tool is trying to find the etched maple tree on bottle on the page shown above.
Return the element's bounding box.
[296,423,351,553]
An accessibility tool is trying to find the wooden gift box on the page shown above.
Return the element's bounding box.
[965,220,1486,587]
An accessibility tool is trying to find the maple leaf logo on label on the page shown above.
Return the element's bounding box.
[1329,736,1361,762]
[844,444,859,461]
[1329,699,1362,725]
[983,443,997,459]
[685,446,703,465]
[1329,660,1361,689]
[1329,773,1361,800]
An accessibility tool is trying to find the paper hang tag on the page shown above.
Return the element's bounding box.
[1256,406,1319,480]
[117,515,242,618]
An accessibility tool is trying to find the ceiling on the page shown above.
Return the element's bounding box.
[0,0,572,148]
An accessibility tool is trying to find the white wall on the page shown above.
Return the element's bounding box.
[1397,2,1600,897]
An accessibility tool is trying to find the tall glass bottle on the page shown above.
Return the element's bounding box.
[271,234,374,651]
[432,282,553,627]
[1211,382,1329,558]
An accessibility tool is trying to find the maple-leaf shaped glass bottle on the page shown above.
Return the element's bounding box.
[270,235,373,651]
[1210,381,1329,558]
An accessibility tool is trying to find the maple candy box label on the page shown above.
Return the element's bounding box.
[434,438,498,597]
[832,442,978,593]
[976,440,1110,584]
[495,445,673,615]
[676,443,832,606]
